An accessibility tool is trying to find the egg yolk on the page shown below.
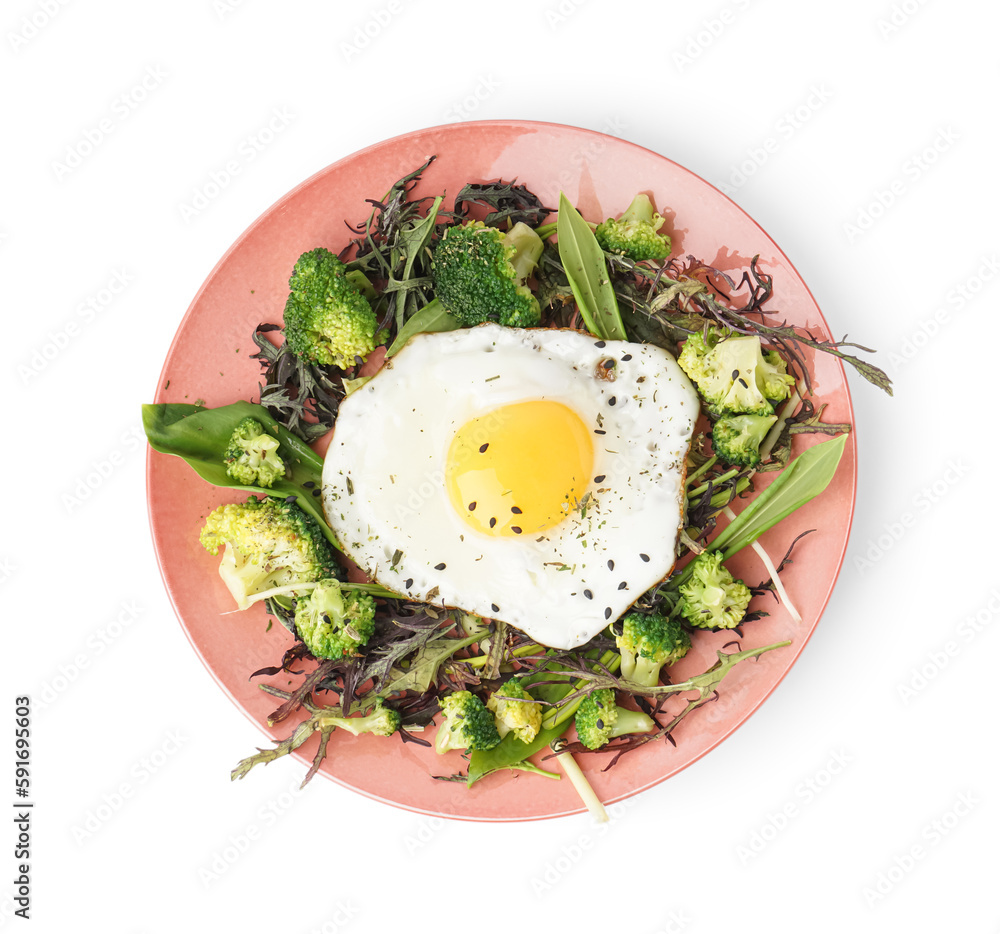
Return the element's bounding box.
[446,401,594,537]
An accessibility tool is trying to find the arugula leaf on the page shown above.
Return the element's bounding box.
[378,630,482,696]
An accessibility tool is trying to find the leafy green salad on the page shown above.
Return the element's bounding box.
[143,157,891,818]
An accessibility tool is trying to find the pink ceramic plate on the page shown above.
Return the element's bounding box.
[146,120,856,821]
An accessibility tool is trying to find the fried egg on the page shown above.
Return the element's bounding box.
[321,323,699,649]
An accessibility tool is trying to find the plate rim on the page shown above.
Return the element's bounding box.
[146,118,857,821]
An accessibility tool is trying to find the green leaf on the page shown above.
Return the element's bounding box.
[556,192,626,342]
[399,196,443,281]
[380,631,482,696]
[141,400,334,542]
[395,195,444,329]
[707,434,848,562]
[466,716,569,786]
[466,661,578,785]
[385,298,460,357]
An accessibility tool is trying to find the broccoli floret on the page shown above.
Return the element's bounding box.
[574,688,657,750]
[431,220,544,328]
[677,329,794,416]
[435,690,502,754]
[678,550,752,630]
[316,698,401,737]
[282,247,380,368]
[223,416,286,487]
[486,678,542,743]
[293,578,376,660]
[199,495,341,610]
[614,611,692,688]
[712,412,778,468]
[594,193,671,262]
[758,347,796,402]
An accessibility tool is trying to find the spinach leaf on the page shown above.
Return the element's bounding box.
[141,400,333,541]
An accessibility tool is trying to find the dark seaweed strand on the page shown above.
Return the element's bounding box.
[627,254,891,395]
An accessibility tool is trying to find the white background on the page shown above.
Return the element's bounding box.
[3,0,996,930]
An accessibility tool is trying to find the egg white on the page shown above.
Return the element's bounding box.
[321,323,699,649]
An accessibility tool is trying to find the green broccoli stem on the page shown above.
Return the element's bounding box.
[627,655,663,689]
[712,478,752,508]
[619,192,656,226]
[686,466,741,502]
[685,455,718,488]
[463,641,545,669]
[758,385,803,463]
[504,222,544,284]
[608,707,656,738]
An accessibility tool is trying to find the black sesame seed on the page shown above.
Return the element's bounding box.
[311,489,321,497]
[303,481,315,489]
[479,443,489,453]
[404,578,414,589]
[731,369,740,380]
[511,506,522,514]
[640,553,650,562]
[511,526,522,534]
[434,562,446,571]
[489,517,497,528]
[594,474,606,483]
[468,501,477,511]
[608,396,617,406]
[621,353,632,361]
[284,495,297,504]
[491,603,499,613]
[618,581,628,590]
[594,429,606,435]
[602,358,615,370]
[596,719,605,729]
[584,589,593,600]
[607,559,615,570]
[604,607,613,619]
[738,377,749,389]
[595,340,606,348]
